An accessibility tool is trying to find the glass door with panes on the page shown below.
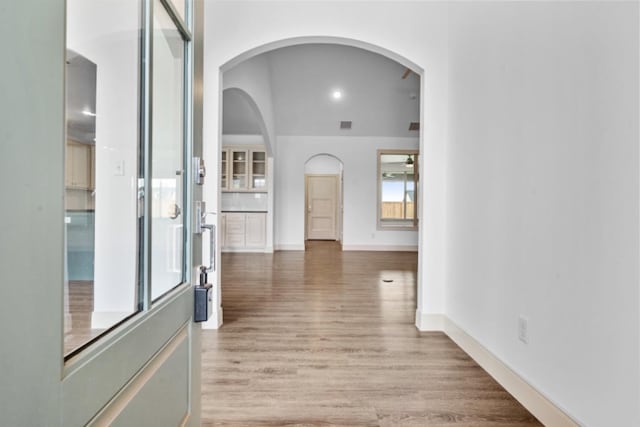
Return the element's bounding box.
[251,150,266,189]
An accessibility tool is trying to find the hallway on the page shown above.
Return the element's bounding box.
[201,242,541,426]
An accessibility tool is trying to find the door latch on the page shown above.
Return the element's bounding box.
[193,156,206,185]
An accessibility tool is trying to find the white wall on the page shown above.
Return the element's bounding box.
[305,154,343,175]
[446,2,639,426]
[276,136,418,250]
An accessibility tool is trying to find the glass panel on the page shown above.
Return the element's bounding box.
[151,0,185,300]
[379,152,417,227]
[65,0,141,357]
[253,177,266,188]
[221,150,228,188]
[252,151,266,189]
[232,175,246,189]
[170,0,186,22]
[231,150,247,189]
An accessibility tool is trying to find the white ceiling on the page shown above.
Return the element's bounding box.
[222,44,420,138]
[66,51,96,144]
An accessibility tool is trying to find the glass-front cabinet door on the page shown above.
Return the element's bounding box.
[221,147,267,192]
[231,149,248,189]
[221,150,228,189]
[251,150,266,189]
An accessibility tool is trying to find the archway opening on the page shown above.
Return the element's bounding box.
[213,37,424,330]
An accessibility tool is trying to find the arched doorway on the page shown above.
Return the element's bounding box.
[205,35,438,331]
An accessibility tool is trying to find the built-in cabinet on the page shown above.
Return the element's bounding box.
[221,147,267,191]
[65,140,95,190]
[220,144,269,252]
[65,140,95,210]
[220,212,266,250]
[219,145,268,251]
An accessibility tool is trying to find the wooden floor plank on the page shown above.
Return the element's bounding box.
[202,241,542,426]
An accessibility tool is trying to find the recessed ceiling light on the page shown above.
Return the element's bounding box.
[331,90,343,100]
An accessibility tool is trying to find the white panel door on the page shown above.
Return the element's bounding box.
[306,175,338,240]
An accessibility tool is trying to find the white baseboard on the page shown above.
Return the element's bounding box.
[274,244,305,251]
[221,247,270,253]
[201,306,223,330]
[415,310,445,331]
[274,244,418,252]
[443,318,580,427]
[342,244,418,252]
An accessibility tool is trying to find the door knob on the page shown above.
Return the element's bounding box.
[169,203,181,219]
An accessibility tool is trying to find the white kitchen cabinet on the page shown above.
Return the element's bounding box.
[229,149,248,190]
[221,212,266,251]
[245,213,266,247]
[220,150,228,189]
[221,146,267,192]
[65,140,94,190]
[250,151,266,190]
[224,213,246,247]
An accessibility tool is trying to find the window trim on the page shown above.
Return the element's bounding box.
[376,149,419,231]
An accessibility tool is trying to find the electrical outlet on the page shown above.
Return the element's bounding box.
[518,316,529,344]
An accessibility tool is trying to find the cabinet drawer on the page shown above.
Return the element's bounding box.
[226,221,244,234]
[225,233,245,247]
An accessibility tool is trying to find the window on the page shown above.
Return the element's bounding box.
[377,150,419,230]
[151,0,187,300]
[64,0,192,359]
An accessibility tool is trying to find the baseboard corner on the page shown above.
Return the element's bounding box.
[201,306,223,330]
[415,310,445,331]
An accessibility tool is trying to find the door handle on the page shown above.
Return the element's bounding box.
[169,203,181,220]
[201,223,216,273]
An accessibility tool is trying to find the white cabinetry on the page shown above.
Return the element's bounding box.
[221,212,266,251]
[245,213,266,247]
[221,146,267,191]
[65,140,94,190]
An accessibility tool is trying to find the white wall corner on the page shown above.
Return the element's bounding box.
[201,306,223,330]
[443,317,580,427]
[415,310,445,331]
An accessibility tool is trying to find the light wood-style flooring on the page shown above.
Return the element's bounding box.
[64,280,106,354]
[202,241,542,426]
